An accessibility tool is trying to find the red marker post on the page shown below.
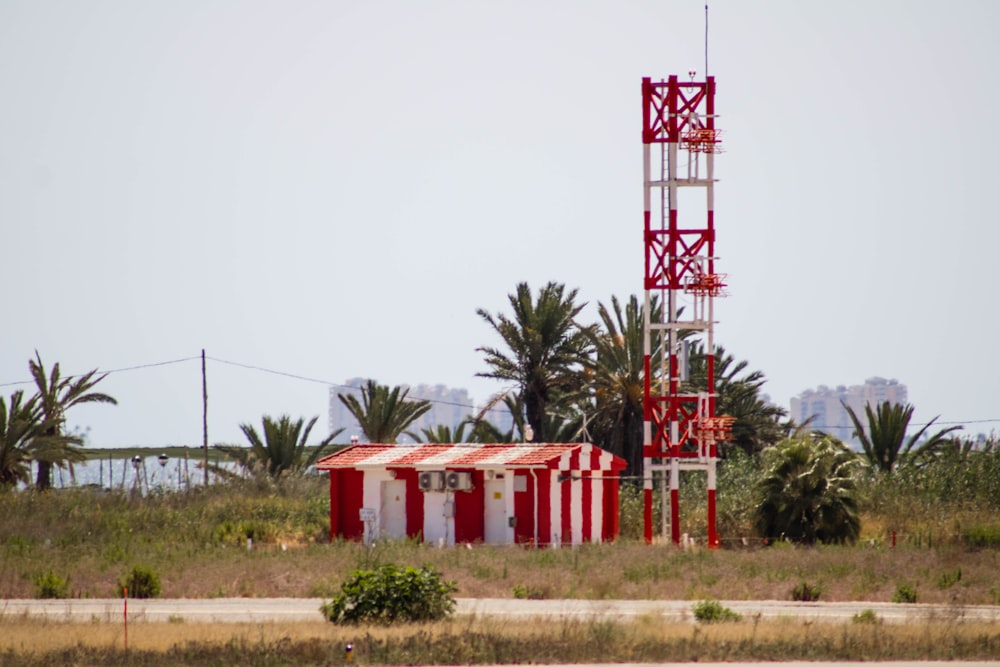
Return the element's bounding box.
[123,586,128,652]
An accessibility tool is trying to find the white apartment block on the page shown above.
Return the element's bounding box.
[790,377,909,444]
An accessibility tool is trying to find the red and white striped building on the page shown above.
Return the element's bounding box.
[316,442,626,546]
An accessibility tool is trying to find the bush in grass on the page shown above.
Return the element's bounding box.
[964,524,1000,547]
[790,581,822,602]
[512,584,550,600]
[692,599,742,623]
[117,565,162,598]
[937,568,962,589]
[321,564,457,625]
[852,609,880,624]
[34,571,70,599]
[892,583,917,604]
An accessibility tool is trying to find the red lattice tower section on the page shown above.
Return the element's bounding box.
[641,74,726,547]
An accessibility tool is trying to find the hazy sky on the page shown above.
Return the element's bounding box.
[2,1,998,447]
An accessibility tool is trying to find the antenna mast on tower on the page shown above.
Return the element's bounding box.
[640,71,729,547]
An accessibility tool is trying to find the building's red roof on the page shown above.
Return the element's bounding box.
[316,442,625,471]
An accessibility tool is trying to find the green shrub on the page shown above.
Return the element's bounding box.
[964,524,1000,547]
[790,581,822,602]
[691,599,742,623]
[320,564,457,625]
[936,568,962,589]
[512,584,550,600]
[891,583,917,604]
[852,609,880,624]
[118,565,162,598]
[34,571,70,599]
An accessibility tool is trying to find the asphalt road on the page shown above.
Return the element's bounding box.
[3,597,999,624]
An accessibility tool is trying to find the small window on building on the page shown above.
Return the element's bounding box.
[513,475,528,493]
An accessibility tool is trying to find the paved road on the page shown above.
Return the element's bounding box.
[3,597,999,624]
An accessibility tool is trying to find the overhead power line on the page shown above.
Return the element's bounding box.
[0,356,201,388]
[206,355,510,414]
[4,352,998,428]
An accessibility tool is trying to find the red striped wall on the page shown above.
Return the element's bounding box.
[514,471,534,544]
[335,468,365,540]
[454,470,485,543]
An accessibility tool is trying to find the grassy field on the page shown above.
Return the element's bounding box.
[1,475,999,604]
[2,470,1000,664]
[2,614,1000,665]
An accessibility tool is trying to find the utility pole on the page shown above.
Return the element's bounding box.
[202,348,208,486]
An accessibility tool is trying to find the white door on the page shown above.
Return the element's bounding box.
[484,479,507,544]
[380,480,407,539]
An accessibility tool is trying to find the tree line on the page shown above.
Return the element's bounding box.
[3,282,989,548]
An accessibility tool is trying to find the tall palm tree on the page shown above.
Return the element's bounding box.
[29,352,117,490]
[338,380,431,444]
[477,281,595,442]
[843,401,962,474]
[684,343,786,456]
[585,294,659,475]
[754,435,862,545]
[220,414,341,479]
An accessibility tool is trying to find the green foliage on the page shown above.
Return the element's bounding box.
[34,571,70,599]
[417,423,471,444]
[684,343,787,457]
[0,391,43,488]
[511,583,550,600]
[28,352,117,490]
[118,565,162,599]
[477,281,595,443]
[936,568,962,589]
[585,294,657,475]
[691,599,742,623]
[219,414,340,479]
[790,581,822,602]
[338,380,432,444]
[964,524,1000,547]
[843,401,961,474]
[754,435,861,544]
[321,564,457,625]
[891,583,917,604]
[852,608,880,624]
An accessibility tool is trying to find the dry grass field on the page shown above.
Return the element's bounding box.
[2,613,1000,665]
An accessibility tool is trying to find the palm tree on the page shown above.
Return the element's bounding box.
[338,380,432,444]
[417,423,470,444]
[843,401,962,474]
[585,294,659,475]
[754,435,862,545]
[477,281,595,442]
[0,391,42,488]
[220,414,341,479]
[464,392,536,443]
[29,352,117,490]
[684,343,786,456]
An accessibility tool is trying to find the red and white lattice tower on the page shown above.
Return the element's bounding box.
[641,74,729,546]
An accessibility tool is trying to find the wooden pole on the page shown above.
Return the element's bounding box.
[202,349,209,487]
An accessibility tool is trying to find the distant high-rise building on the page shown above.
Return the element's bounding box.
[790,377,909,444]
[327,378,513,443]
